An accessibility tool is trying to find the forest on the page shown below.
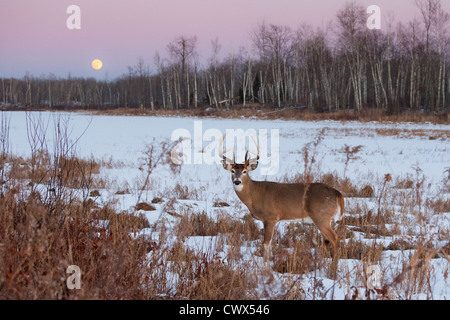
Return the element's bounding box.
[2,1,450,114]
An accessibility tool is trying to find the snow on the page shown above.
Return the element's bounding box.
[5,110,449,299]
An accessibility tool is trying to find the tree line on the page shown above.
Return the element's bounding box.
[2,0,450,113]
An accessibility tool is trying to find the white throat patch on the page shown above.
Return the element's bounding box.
[233,184,243,192]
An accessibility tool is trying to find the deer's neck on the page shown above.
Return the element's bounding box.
[234,178,257,208]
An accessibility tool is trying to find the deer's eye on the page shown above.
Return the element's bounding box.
[231,169,235,173]
[243,170,247,174]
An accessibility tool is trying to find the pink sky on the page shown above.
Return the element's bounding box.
[0,0,448,79]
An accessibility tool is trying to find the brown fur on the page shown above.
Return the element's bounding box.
[223,160,344,259]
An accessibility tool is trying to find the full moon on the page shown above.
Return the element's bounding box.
[91,59,103,70]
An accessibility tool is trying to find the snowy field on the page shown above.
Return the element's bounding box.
[5,111,450,299]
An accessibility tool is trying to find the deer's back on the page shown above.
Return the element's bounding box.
[250,181,342,221]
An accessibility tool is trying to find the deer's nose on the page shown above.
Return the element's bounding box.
[234,180,242,186]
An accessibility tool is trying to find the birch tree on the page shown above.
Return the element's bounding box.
[167,35,198,108]
[336,1,367,110]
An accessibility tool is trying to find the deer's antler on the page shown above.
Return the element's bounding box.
[219,133,234,164]
[249,135,260,160]
[245,135,260,165]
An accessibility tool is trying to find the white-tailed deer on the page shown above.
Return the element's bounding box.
[220,138,344,261]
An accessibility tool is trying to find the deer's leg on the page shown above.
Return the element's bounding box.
[263,220,276,260]
[317,222,340,279]
[315,222,338,258]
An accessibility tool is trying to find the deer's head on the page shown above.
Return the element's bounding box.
[222,151,259,191]
[220,135,259,192]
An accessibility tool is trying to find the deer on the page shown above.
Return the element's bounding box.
[219,136,345,262]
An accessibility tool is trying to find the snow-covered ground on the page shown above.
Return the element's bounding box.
[5,111,450,299]
[8,111,449,191]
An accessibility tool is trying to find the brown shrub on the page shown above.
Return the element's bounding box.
[151,197,163,204]
[213,201,230,207]
[0,150,156,299]
[6,153,100,190]
[135,202,156,211]
[395,178,414,189]
[89,190,101,197]
[272,243,316,275]
[173,252,255,299]
[358,185,374,198]
[425,198,450,214]
[0,194,154,299]
[176,211,260,242]
[173,184,199,200]
[340,239,384,262]
[386,239,416,251]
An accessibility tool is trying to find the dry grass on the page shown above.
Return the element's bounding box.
[375,128,450,140]
[425,198,450,214]
[0,149,160,299]
[175,211,260,241]
[173,184,200,200]
[166,244,256,299]
[272,243,316,275]
[86,106,449,125]
[6,152,101,190]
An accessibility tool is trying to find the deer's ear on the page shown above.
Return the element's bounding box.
[221,159,233,171]
[247,158,258,171]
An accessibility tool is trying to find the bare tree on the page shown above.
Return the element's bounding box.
[207,38,221,108]
[252,21,293,107]
[434,6,450,109]
[167,35,198,108]
[336,1,368,111]
[415,0,450,110]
